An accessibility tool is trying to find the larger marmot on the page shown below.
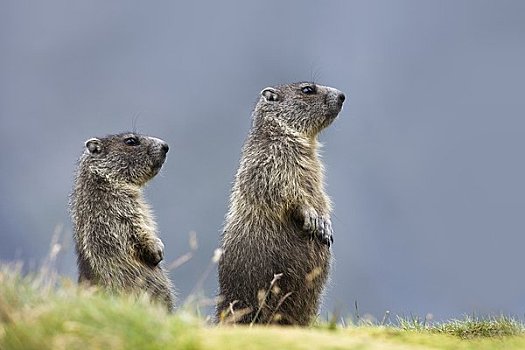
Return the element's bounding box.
[70,132,174,311]
[217,82,345,325]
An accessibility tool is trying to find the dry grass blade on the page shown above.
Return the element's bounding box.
[250,273,283,327]
[267,291,293,325]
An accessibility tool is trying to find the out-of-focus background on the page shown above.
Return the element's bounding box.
[1,0,524,321]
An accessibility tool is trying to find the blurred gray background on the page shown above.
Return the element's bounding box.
[1,0,524,321]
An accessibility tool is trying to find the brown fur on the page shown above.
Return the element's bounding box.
[217,82,345,325]
[70,132,174,311]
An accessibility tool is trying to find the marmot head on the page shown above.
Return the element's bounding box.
[80,132,169,186]
[254,82,345,137]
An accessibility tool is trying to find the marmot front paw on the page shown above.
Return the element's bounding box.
[143,237,165,266]
[299,208,334,247]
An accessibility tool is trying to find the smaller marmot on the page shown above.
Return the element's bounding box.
[217,82,345,325]
[70,132,174,311]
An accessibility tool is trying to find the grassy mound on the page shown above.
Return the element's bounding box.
[1,264,524,350]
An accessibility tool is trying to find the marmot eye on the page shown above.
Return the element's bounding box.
[301,85,316,94]
[124,137,140,146]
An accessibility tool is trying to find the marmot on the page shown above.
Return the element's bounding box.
[70,132,174,311]
[217,82,345,325]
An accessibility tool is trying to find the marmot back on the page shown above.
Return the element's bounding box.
[217,82,345,325]
[70,132,174,311]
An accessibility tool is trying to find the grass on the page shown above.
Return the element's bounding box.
[1,263,525,350]
[399,314,523,339]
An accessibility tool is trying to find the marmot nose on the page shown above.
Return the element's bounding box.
[338,93,346,104]
[161,142,169,154]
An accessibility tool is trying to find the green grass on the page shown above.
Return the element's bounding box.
[1,263,525,350]
[399,314,523,339]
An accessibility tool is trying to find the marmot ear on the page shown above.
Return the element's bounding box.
[85,138,102,154]
[261,87,279,102]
